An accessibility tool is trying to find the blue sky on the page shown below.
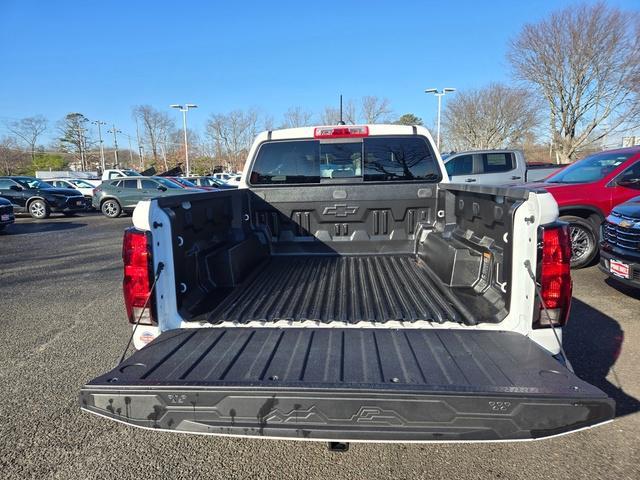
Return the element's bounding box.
[0,0,637,144]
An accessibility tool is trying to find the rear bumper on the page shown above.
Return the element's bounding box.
[49,198,88,213]
[80,328,614,442]
[80,387,614,442]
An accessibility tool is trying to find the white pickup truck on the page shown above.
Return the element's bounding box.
[81,125,613,444]
[445,149,563,185]
[101,168,142,180]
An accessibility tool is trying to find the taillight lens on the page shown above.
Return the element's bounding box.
[123,228,155,325]
[314,125,369,138]
[534,223,572,328]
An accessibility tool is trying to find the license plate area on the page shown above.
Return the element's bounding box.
[1,214,9,221]
[610,259,630,279]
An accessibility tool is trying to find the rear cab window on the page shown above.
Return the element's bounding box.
[249,136,441,185]
[480,153,515,173]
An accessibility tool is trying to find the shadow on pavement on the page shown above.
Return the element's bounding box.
[604,277,640,300]
[1,221,87,235]
[564,298,640,418]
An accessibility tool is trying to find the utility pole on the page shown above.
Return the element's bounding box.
[77,126,86,171]
[424,88,456,151]
[170,104,198,176]
[92,120,107,172]
[120,132,135,166]
[108,124,122,168]
[135,117,145,170]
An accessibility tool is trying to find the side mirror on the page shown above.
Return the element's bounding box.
[9,185,22,191]
[157,185,167,191]
[618,178,640,189]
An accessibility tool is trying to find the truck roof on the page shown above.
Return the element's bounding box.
[256,124,435,142]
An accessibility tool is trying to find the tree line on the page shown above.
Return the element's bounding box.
[1,96,422,176]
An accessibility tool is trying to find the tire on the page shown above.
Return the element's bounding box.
[28,199,50,219]
[101,199,122,218]
[560,215,599,269]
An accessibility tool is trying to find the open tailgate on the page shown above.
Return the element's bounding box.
[80,328,614,442]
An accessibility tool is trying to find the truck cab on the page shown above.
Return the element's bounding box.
[80,125,614,443]
[101,169,143,181]
[445,149,561,185]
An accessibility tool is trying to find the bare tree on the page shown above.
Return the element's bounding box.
[132,105,175,166]
[508,2,640,163]
[281,106,314,128]
[320,99,356,125]
[320,107,340,125]
[206,109,260,172]
[0,136,29,175]
[442,83,539,151]
[360,96,393,124]
[6,115,47,163]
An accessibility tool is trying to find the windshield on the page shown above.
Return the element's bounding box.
[15,177,53,189]
[155,177,182,189]
[546,152,633,184]
[173,178,197,187]
[69,179,94,188]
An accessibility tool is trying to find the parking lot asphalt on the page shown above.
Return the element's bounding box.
[0,213,638,480]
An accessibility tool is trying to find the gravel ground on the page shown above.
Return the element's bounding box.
[0,213,638,480]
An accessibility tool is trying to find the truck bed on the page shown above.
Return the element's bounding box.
[208,255,463,325]
[81,328,614,441]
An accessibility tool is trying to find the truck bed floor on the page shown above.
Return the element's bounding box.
[208,255,462,325]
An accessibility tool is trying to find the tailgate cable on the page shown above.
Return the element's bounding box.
[524,260,574,373]
[117,262,164,366]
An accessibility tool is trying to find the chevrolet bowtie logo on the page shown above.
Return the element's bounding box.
[322,204,359,217]
[619,220,635,228]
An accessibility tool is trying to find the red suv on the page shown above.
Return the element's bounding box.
[535,146,640,268]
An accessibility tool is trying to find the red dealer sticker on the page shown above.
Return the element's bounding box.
[610,259,630,279]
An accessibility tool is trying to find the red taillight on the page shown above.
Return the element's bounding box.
[313,125,369,138]
[535,224,572,328]
[123,228,155,325]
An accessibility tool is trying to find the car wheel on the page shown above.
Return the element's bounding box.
[101,199,122,218]
[28,199,50,219]
[561,215,598,269]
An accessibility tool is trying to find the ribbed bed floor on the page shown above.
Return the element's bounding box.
[207,255,462,324]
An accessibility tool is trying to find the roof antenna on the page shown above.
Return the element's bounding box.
[337,94,346,125]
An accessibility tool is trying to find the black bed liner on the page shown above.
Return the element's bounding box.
[207,255,464,325]
[81,328,614,441]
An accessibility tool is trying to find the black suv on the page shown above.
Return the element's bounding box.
[600,195,640,287]
[0,176,87,219]
[0,196,15,231]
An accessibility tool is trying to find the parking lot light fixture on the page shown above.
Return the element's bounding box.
[424,87,455,151]
[170,104,198,177]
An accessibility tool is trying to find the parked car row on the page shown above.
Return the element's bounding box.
[0,171,242,228]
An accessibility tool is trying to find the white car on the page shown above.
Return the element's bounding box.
[48,178,96,201]
[212,172,233,182]
[225,174,242,186]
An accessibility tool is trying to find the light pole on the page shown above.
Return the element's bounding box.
[119,132,135,166]
[425,87,455,151]
[170,103,198,176]
[107,124,122,168]
[92,120,107,172]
